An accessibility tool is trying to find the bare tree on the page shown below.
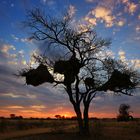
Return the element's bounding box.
[19,9,139,135]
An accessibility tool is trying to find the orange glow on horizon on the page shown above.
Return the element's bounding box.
[1,109,139,118]
[0,108,140,118]
[0,109,75,118]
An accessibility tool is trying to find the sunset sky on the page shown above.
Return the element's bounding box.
[0,0,140,118]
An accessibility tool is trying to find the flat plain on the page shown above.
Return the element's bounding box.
[0,119,140,140]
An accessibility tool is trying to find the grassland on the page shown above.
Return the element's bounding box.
[0,119,140,140]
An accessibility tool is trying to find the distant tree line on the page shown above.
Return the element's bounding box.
[10,114,23,120]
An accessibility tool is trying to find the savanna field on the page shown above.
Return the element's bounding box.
[0,119,140,140]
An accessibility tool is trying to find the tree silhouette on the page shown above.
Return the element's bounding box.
[19,9,139,135]
[10,114,16,119]
[117,104,133,121]
[55,115,62,119]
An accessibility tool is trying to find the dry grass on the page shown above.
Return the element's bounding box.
[0,119,140,140]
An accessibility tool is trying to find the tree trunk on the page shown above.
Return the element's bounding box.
[83,103,90,135]
[66,85,85,134]
[74,104,84,134]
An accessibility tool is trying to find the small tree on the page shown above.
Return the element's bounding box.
[10,114,16,119]
[55,115,62,119]
[117,104,133,121]
[19,9,139,134]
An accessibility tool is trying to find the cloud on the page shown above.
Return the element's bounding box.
[117,21,125,26]
[130,59,140,69]
[118,50,126,62]
[121,0,138,15]
[136,25,140,32]
[30,105,46,110]
[125,2,137,15]
[138,15,140,20]
[86,0,94,2]
[21,60,27,65]
[84,17,97,26]
[0,42,16,67]
[0,71,70,116]
[121,0,129,3]
[2,93,23,98]
[118,50,140,69]
[84,0,139,28]
[6,106,24,109]
[19,110,40,113]
[11,34,19,41]
[1,93,37,99]
[20,38,33,43]
[1,44,15,55]
[116,19,126,26]
[92,6,115,27]
[0,42,53,114]
[0,41,28,67]
[8,61,18,65]
[11,34,34,43]
[84,4,126,28]
[86,0,118,9]
[10,54,17,59]
[134,36,140,41]
[18,50,24,57]
[68,5,76,18]
[0,45,72,117]
[41,0,55,6]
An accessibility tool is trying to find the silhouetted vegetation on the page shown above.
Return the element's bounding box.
[10,114,23,120]
[117,104,133,121]
[19,8,140,135]
[55,115,62,119]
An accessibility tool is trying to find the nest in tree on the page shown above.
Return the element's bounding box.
[54,56,81,85]
[101,70,135,91]
[54,60,67,74]
[64,73,75,85]
[54,57,81,75]
[21,64,54,86]
[85,77,95,88]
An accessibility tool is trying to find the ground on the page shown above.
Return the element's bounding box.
[0,119,140,140]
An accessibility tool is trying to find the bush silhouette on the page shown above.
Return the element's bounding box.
[117,104,133,121]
